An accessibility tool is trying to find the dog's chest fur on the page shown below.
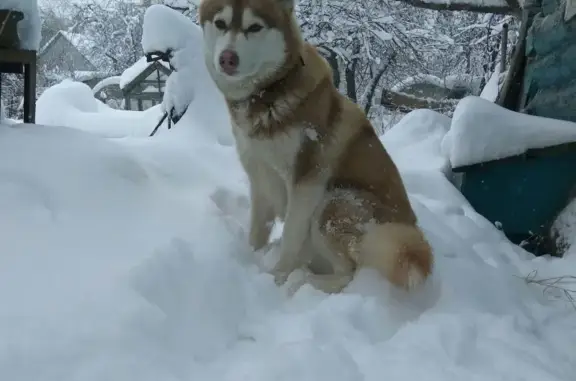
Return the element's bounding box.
[233,119,303,182]
[230,102,309,183]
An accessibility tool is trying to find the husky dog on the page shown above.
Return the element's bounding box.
[197,0,433,293]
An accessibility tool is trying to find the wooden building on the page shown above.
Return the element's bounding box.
[120,57,171,111]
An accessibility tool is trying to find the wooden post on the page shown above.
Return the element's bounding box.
[496,10,532,110]
[500,23,509,73]
[23,60,36,123]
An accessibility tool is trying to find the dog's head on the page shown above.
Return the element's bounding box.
[198,0,302,100]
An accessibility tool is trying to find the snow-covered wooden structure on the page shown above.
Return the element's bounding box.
[120,56,171,111]
[513,0,576,122]
[447,97,576,255]
[381,74,482,114]
[399,0,576,256]
[92,76,123,109]
[0,6,39,123]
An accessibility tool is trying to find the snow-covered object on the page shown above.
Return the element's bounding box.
[92,76,122,95]
[37,80,162,138]
[479,66,501,102]
[2,87,576,379]
[141,3,232,145]
[382,108,452,175]
[142,4,200,54]
[119,57,170,90]
[392,74,483,96]
[0,0,41,50]
[551,199,576,257]
[442,96,576,168]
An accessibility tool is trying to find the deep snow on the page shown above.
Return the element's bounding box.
[36,80,165,138]
[1,77,576,380]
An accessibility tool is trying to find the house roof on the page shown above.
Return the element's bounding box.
[39,30,99,69]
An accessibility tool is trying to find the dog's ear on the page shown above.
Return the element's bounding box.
[278,0,296,10]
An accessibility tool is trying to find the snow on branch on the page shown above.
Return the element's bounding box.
[394,0,518,14]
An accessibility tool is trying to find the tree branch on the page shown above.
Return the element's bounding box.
[364,52,396,115]
[394,0,516,14]
[380,89,457,112]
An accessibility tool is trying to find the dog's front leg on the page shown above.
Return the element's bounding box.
[248,183,275,251]
[271,183,326,285]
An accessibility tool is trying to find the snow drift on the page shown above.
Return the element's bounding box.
[1,82,575,380]
[36,80,163,138]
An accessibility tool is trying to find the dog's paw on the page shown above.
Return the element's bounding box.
[282,268,308,296]
[271,269,290,286]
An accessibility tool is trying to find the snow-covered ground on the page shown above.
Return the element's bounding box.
[3,5,576,375]
[1,73,576,380]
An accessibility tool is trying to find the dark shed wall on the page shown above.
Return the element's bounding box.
[522,0,576,122]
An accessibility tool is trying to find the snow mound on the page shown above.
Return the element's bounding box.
[36,80,162,138]
[142,4,201,54]
[443,96,576,168]
[552,200,576,257]
[382,109,452,175]
[2,91,576,380]
[0,0,41,50]
[139,5,233,145]
[479,67,501,102]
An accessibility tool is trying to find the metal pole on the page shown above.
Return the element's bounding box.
[500,23,509,72]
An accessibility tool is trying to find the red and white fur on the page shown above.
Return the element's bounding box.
[197,0,434,294]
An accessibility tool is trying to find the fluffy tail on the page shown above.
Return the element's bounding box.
[359,222,433,290]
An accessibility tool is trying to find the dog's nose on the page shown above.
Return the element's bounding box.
[218,50,239,75]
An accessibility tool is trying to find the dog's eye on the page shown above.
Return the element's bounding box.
[246,23,263,33]
[214,20,227,30]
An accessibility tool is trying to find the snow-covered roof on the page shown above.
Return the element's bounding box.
[60,31,97,57]
[92,76,122,95]
[39,30,99,68]
[442,96,576,168]
[0,0,42,50]
[120,56,171,90]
